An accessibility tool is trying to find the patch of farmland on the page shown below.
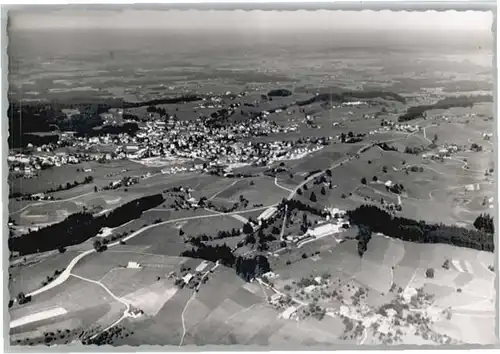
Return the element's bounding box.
[422,283,455,300]
[354,261,392,294]
[433,290,487,309]
[426,123,477,146]
[10,275,123,322]
[228,285,263,308]
[288,148,345,174]
[195,267,246,311]
[246,319,286,346]
[452,272,474,288]
[461,277,495,299]
[184,302,243,345]
[10,303,110,340]
[126,223,188,256]
[180,216,243,237]
[392,265,416,290]
[137,289,191,345]
[431,313,496,344]
[216,176,288,206]
[183,297,213,331]
[222,307,279,345]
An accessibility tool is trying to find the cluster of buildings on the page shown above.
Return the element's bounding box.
[7,151,90,177]
[285,207,349,245]
[378,120,421,133]
[422,143,462,160]
[111,117,323,171]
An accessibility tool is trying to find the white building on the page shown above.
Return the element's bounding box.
[183,273,194,284]
[281,306,297,320]
[307,223,342,238]
[257,207,277,221]
[262,271,279,279]
[304,285,317,294]
[127,261,141,269]
[195,261,209,273]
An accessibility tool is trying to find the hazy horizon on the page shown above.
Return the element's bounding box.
[9,9,493,33]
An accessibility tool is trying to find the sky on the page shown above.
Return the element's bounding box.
[9,9,493,33]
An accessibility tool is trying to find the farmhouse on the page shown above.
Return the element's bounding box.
[127,261,141,269]
[306,223,342,238]
[385,180,394,188]
[281,306,297,320]
[269,293,282,305]
[304,285,317,294]
[402,287,418,302]
[262,271,279,279]
[257,207,277,221]
[127,308,144,318]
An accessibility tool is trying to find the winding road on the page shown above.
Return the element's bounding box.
[26,204,277,298]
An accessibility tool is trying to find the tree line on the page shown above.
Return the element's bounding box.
[347,205,494,252]
[9,194,165,255]
[398,95,493,122]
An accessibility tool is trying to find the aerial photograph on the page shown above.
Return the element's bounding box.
[5,7,497,347]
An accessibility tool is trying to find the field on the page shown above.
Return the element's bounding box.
[215,176,289,207]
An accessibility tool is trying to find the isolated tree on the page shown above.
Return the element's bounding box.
[17,292,25,303]
[243,222,254,234]
[94,186,98,193]
[245,234,256,244]
[297,187,302,196]
[321,186,326,195]
[326,169,332,177]
[473,213,494,234]
[356,224,372,257]
[432,133,438,144]
[382,166,388,173]
[442,259,450,270]
[310,192,317,203]
[93,239,102,252]
[58,247,66,254]
[372,176,378,182]
[361,177,367,185]
[303,184,308,191]
[425,268,435,278]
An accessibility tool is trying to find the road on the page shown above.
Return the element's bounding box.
[274,177,293,193]
[204,207,249,224]
[27,204,277,298]
[279,204,288,241]
[209,180,239,200]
